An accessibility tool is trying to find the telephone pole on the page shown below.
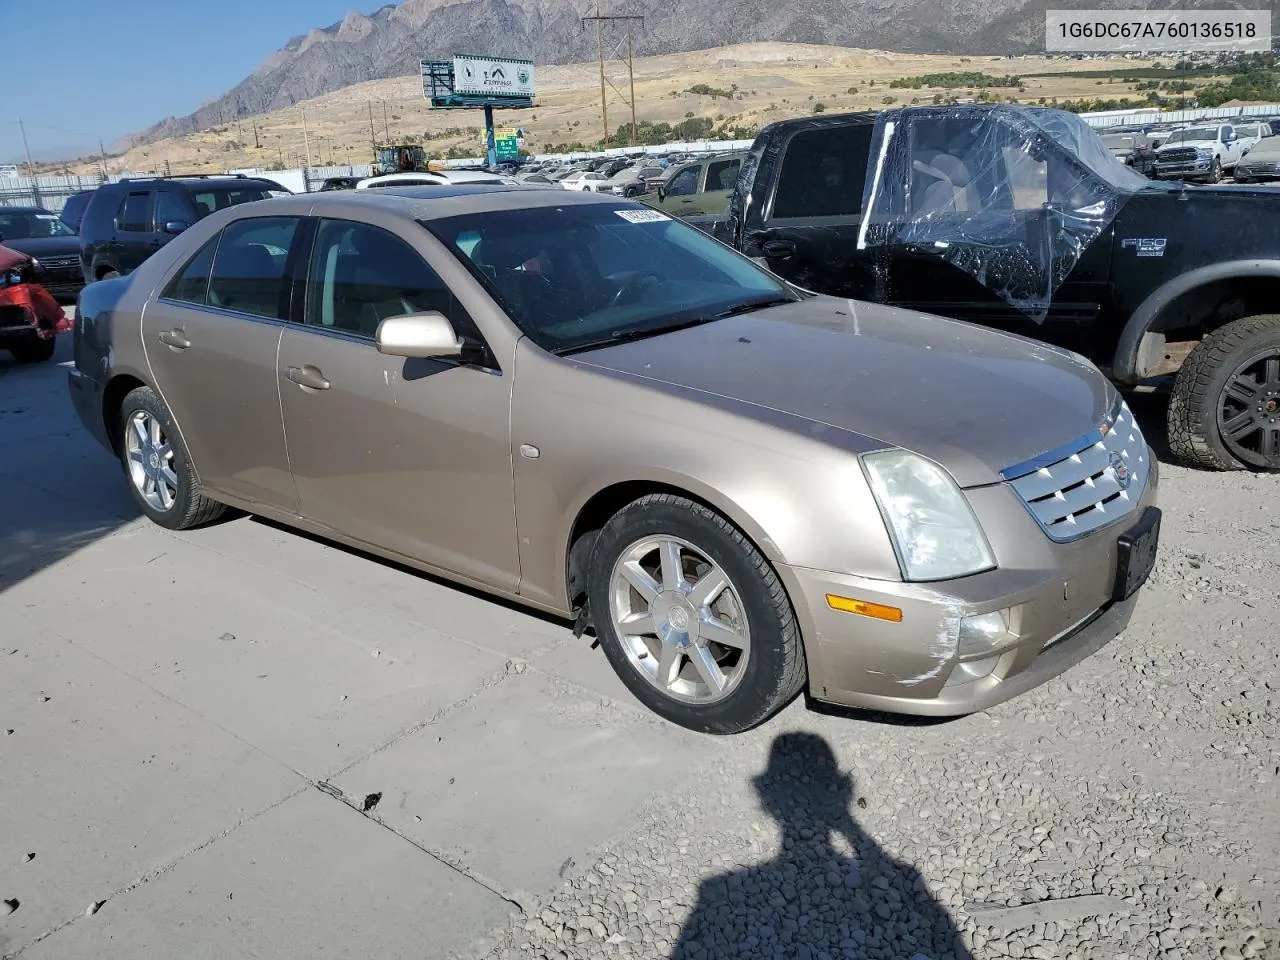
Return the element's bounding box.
[382,101,391,141]
[580,9,643,147]
[301,104,312,166]
[368,102,378,146]
[16,118,34,175]
[98,138,109,179]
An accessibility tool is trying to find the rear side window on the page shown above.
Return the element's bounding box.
[706,158,741,192]
[207,217,298,320]
[115,192,152,232]
[771,125,873,219]
[161,235,220,306]
[189,188,272,220]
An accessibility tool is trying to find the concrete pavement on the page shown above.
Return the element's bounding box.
[0,336,714,959]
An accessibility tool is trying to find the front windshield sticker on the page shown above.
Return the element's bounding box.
[615,208,670,223]
[35,214,58,220]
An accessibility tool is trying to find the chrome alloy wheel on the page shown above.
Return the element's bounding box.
[608,536,751,704]
[124,410,178,512]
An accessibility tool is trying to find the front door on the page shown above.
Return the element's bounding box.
[141,215,299,511]
[276,217,519,592]
[654,165,702,217]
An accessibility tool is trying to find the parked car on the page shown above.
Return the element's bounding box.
[68,185,1159,733]
[1232,135,1280,182]
[0,244,70,362]
[80,175,289,282]
[1232,122,1272,146]
[59,189,97,233]
[646,152,746,218]
[562,171,611,192]
[606,165,660,198]
[1152,124,1249,182]
[318,176,363,191]
[356,171,513,190]
[710,105,1280,471]
[0,206,85,301]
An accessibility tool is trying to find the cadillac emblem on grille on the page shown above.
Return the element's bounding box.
[1108,450,1131,491]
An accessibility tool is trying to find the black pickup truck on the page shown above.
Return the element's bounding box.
[708,106,1280,472]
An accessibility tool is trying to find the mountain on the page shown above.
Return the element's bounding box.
[129,0,1276,147]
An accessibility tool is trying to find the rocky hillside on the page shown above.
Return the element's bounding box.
[130,0,1276,147]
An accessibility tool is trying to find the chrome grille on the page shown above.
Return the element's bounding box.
[1159,147,1199,164]
[39,255,79,271]
[1005,399,1149,542]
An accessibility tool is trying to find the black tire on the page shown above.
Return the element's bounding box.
[1207,158,1223,184]
[117,385,227,529]
[587,493,806,734]
[8,334,56,364]
[1168,314,1280,471]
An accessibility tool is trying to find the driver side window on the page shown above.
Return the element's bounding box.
[665,168,698,197]
[305,219,478,342]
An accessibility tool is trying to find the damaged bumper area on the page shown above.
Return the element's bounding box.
[0,246,70,344]
[784,455,1159,717]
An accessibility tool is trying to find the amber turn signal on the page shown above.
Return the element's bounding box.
[825,594,903,622]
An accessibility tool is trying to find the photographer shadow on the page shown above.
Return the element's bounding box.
[671,732,973,960]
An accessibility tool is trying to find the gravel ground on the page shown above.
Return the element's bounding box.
[474,403,1279,960]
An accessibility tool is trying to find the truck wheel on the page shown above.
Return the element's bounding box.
[1207,158,1223,183]
[118,386,227,528]
[8,334,57,364]
[1168,314,1280,471]
[586,493,806,734]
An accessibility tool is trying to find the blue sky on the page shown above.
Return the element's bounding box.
[3,0,372,165]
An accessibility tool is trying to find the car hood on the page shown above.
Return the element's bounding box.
[1,235,80,258]
[1157,140,1216,151]
[571,297,1113,487]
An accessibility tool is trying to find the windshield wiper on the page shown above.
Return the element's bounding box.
[555,315,724,356]
[713,295,796,319]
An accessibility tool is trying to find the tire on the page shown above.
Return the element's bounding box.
[117,385,227,529]
[586,493,806,734]
[8,333,56,364]
[1207,158,1223,184]
[1168,314,1280,471]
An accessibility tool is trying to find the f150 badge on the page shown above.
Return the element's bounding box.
[1121,238,1167,258]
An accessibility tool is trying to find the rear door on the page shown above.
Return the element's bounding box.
[696,155,743,217]
[742,122,881,299]
[141,215,300,511]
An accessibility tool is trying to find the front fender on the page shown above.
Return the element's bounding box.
[1112,259,1280,383]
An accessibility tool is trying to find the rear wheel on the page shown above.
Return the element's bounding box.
[1168,314,1280,471]
[587,494,806,734]
[118,386,227,528]
[8,333,56,364]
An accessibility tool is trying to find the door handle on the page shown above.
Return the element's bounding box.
[286,365,331,391]
[157,328,191,350]
[762,239,796,259]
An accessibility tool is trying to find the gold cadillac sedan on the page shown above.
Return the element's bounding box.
[69,186,1159,733]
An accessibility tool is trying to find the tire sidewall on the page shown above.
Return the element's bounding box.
[587,498,802,734]
[118,387,201,528]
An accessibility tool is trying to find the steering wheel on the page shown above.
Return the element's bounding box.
[610,271,663,308]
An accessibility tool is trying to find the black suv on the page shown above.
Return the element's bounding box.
[79,175,287,282]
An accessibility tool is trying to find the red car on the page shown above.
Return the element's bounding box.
[0,244,69,363]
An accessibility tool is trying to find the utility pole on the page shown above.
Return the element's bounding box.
[98,138,109,179]
[301,104,312,166]
[16,118,34,175]
[253,121,261,149]
[580,9,643,147]
[382,101,391,141]
[368,101,378,146]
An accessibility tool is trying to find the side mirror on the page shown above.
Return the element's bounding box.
[376,311,463,359]
[163,220,189,235]
[656,184,666,201]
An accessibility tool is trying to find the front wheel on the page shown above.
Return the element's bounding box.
[587,494,806,734]
[118,386,227,528]
[1207,158,1223,183]
[8,333,56,364]
[1168,314,1280,471]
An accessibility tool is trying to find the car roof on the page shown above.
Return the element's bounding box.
[241,184,626,223]
[104,176,282,190]
[0,206,52,214]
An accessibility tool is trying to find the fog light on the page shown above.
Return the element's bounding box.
[957,610,1013,656]
[956,655,1001,680]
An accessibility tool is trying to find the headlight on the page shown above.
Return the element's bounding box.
[862,450,996,581]
[1195,146,1214,157]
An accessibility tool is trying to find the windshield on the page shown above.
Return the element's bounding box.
[423,203,794,354]
[1165,127,1220,144]
[0,210,76,239]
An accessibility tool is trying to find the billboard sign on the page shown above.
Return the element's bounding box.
[0,164,18,179]
[453,55,535,99]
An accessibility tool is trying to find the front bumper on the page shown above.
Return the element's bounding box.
[1154,158,1214,179]
[784,454,1158,716]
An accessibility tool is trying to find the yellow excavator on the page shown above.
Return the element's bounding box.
[373,142,446,175]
